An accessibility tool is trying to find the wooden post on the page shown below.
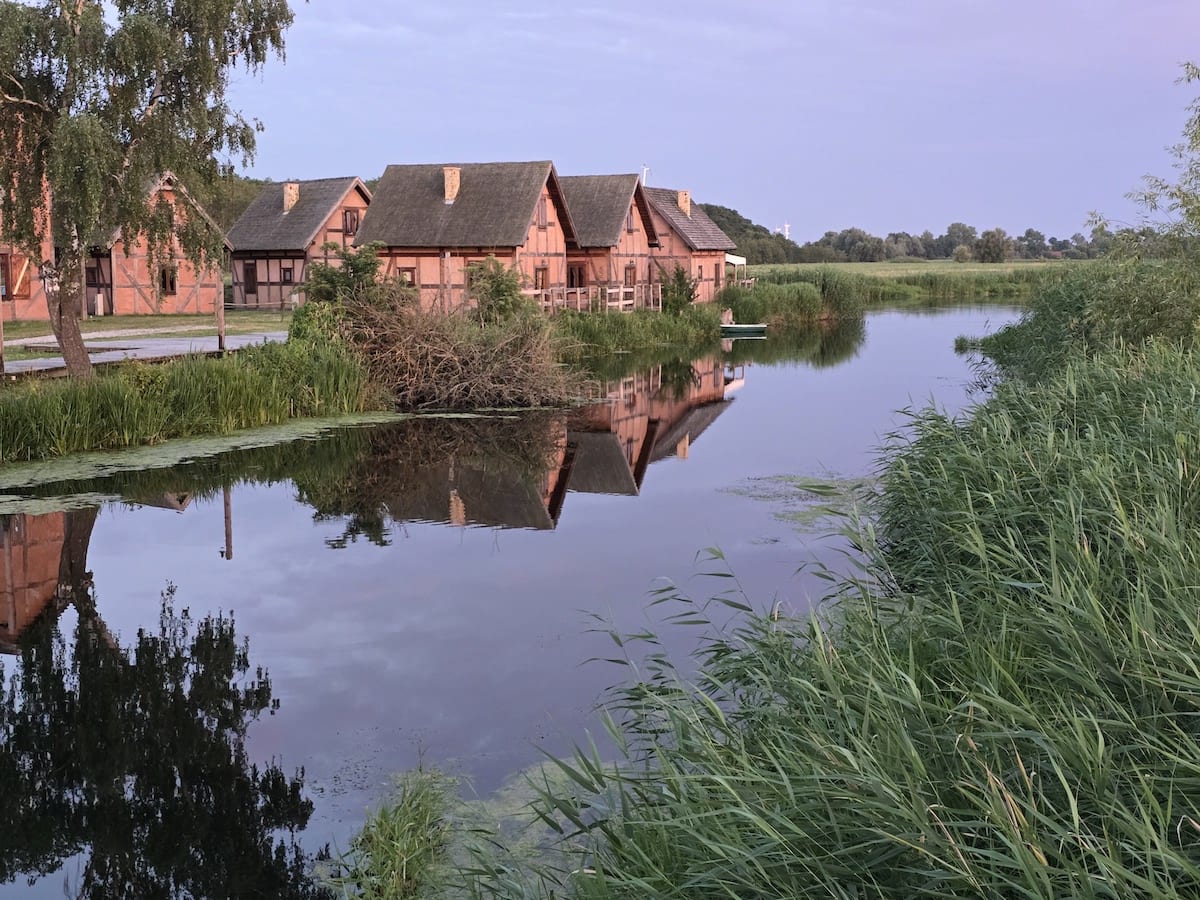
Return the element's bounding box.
[0,299,5,374]
[223,485,233,561]
[216,288,226,352]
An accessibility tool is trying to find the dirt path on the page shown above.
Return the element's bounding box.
[6,324,215,347]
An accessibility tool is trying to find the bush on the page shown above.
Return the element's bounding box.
[660,264,698,315]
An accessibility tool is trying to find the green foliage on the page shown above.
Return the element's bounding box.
[952,243,973,262]
[0,341,376,463]
[300,242,394,305]
[717,281,822,330]
[660,264,698,315]
[553,305,720,355]
[974,227,1013,263]
[1129,62,1200,239]
[467,256,536,323]
[325,770,453,898]
[289,296,348,345]
[699,203,806,264]
[979,257,1200,380]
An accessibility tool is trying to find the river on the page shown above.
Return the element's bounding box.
[0,304,1018,896]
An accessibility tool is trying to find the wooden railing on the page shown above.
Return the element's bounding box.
[526,283,663,314]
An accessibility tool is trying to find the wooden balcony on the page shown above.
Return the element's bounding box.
[526,283,663,314]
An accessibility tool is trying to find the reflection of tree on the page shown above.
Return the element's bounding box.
[293,414,565,547]
[724,318,866,368]
[0,584,326,898]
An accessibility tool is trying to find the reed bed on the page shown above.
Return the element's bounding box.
[552,306,721,355]
[754,262,1061,305]
[0,340,374,464]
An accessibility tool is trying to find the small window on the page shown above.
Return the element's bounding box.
[281,267,294,284]
[399,267,417,285]
[0,254,8,299]
[534,267,549,290]
[697,265,703,281]
[624,264,636,288]
[567,264,586,289]
[536,197,548,230]
[625,208,635,234]
[343,209,360,236]
[159,265,178,296]
[244,261,258,295]
[85,266,98,287]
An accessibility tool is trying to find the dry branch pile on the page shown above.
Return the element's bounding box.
[339,299,582,410]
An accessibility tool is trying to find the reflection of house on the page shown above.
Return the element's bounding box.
[644,187,736,304]
[84,173,229,317]
[355,161,577,312]
[227,177,372,308]
[568,356,734,497]
[0,513,69,654]
[557,175,661,312]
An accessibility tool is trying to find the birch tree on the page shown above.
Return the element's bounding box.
[0,0,295,376]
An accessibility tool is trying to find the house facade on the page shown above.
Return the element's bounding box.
[643,187,737,304]
[355,161,576,312]
[227,176,372,308]
[558,174,662,312]
[3,173,226,321]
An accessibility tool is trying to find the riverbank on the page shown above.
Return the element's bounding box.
[341,261,1200,897]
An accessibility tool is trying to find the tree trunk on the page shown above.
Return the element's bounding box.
[47,253,94,379]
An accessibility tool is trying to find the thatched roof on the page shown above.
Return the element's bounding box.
[566,431,638,496]
[227,177,369,253]
[356,161,577,249]
[644,187,736,251]
[558,175,660,249]
[649,400,734,462]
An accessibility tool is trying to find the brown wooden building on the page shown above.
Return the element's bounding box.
[0,232,54,323]
[557,174,662,312]
[227,176,372,308]
[643,187,737,304]
[355,161,577,312]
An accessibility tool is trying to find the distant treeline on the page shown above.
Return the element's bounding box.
[700,203,1173,266]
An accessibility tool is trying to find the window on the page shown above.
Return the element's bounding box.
[343,209,360,236]
[625,208,635,234]
[85,266,98,287]
[399,267,417,285]
[697,265,703,281]
[534,267,549,290]
[536,197,548,230]
[567,264,586,289]
[159,265,178,296]
[244,261,258,295]
[0,254,8,300]
[624,264,636,288]
[281,267,294,284]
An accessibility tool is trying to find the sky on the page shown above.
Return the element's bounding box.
[226,0,1200,243]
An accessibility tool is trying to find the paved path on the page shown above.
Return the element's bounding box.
[3,331,288,376]
[6,324,216,347]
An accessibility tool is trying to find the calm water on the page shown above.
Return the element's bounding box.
[0,305,1017,896]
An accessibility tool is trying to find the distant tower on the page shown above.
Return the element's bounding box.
[640,164,651,186]
[780,221,792,241]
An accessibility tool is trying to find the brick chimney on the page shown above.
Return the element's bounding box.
[283,181,300,213]
[444,166,461,204]
[677,189,691,217]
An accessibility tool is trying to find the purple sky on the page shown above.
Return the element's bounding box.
[227,0,1200,243]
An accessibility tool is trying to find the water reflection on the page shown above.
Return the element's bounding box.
[0,511,325,898]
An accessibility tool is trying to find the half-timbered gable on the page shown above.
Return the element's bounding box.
[558,175,661,311]
[227,176,371,308]
[355,161,576,312]
[643,187,736,304]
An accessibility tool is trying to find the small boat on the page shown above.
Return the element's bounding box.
[720,322,767,337]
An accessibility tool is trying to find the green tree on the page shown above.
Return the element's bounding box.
[661,264,698,315]
[974,227,1013,263]
[0,0,296,377]
[1015,228,1048,259]
[466,255,532,324]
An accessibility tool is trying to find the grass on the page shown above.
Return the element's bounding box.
[552,305,721,355]
[751,258,1075,279]
[0,337,377,463]
[0,309,292,343]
